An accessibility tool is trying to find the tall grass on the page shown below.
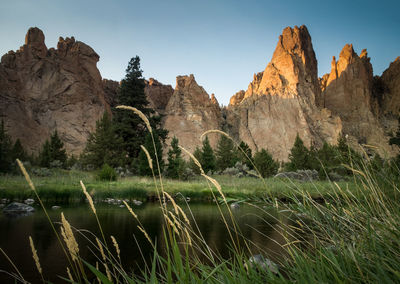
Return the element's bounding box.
[2,107,400,283]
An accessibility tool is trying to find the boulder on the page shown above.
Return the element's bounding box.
[3,202,35,217]
[246,254,279,274]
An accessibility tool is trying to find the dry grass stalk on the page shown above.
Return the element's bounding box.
[61,213,79,262]
[138,226,154,246]
[168,211,183,230]
[96,238,106,261]
[66,267,73,282]
[123,201,138,219]
[184,227,192,246]
[201,174,226,203]
[163,191,179,214]
[29,236,42,275]
[179,145,205,175]
[140,145,153,170]
[164,213,180,236]
[80,180,96,214]
[95,262,101,284]
[110,236,121,260]
[177,204,190,225]
[104,263,112,281]
[201,129,231,140]
[116,105,152,133]
[16,159,36,191]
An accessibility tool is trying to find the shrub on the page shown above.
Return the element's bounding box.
[97,164,117,181]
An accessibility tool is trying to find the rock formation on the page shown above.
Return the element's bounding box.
[0,27,109,155]
[144,78,174,114]
[163,74,221,153]
[320,45,395,156]
[226,25,342,161]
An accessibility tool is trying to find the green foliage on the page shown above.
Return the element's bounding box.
[0,120,13,173]
[253,148,279,178]
[11,139,27,162]
[97,164,117,181]
[286,134,312,171]
[138,132,164,176]
[81,112,125,169]
[215,135,237,171]
[237,141,253,169]
[38,130,67,168]
[166,136,184,179]
[189,147,202,175]
[113,56,167,165]
[201,136,216,174]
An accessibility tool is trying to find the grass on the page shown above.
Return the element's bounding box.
[0,169,351,203]
[2,106,400,283]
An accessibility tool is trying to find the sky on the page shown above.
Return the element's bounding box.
[1,0,399,105]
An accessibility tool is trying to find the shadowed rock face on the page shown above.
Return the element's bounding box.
[321,45,396,156]
[226,25,342,161]
[163,74,221,153]
[0,27,109,155]
[144,78,174,114]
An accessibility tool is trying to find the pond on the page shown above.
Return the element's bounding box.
[0,201,296,283]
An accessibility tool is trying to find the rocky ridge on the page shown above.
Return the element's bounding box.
[0,27,108,155]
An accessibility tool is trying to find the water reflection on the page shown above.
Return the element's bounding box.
[0,203,296,283]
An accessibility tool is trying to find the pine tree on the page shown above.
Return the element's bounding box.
[81,112,125,168]
[138,132,164,176]
[165,136,183,179]
[201,136,216,174]
[253,148,278,178]
[189,147,202,175]
[0,120,13,173]
[215,135,236,171]
[49,130,67,166]
[113,56,167,165]
[11,139,27,162]
[39,140,51,167]
[237,141,253,169]
[286,134,311,171]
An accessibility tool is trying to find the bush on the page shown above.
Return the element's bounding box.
[97,164,117,181]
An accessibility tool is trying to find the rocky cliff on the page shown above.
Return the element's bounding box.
[0,27,108,155]
[163,74,221,153]
[144,78,174,114]
[226,25,342,161]
[320,45,396,156]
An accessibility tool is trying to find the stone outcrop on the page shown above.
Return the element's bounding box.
[320,45,395,156]
[226,25,342,161]
[0,27,109,155]
[380,57,400,116]
[144,78,174,114]
[102,79,119,107]
[163,74,221,153]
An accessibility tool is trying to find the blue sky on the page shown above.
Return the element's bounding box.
[1,0,399,105]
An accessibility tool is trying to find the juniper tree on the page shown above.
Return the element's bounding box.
[253,148,278,178]
[286,134,311,171]
[201,136,216,174]
[0,120,13,173]
[165,136,183,179]
[215,135,236,171]
[81,112,125,168]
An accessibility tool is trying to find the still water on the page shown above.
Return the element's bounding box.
[0,202,293,283]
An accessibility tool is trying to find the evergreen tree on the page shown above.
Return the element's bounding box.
[286,134,311,171]
[237,141,253,169]
[11,139,27,162]
[0,120,13,173]
[215,135,236,171]
[38,130,67,168]
[165,136,183,179]
[201,136,216,174]
[138,132,164,176]
[49,130,67,166]
[253,148,278,178]
[113,56,167,165]
[39,140,51,167]
[81,112,125,168]
[189,147,202,175]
